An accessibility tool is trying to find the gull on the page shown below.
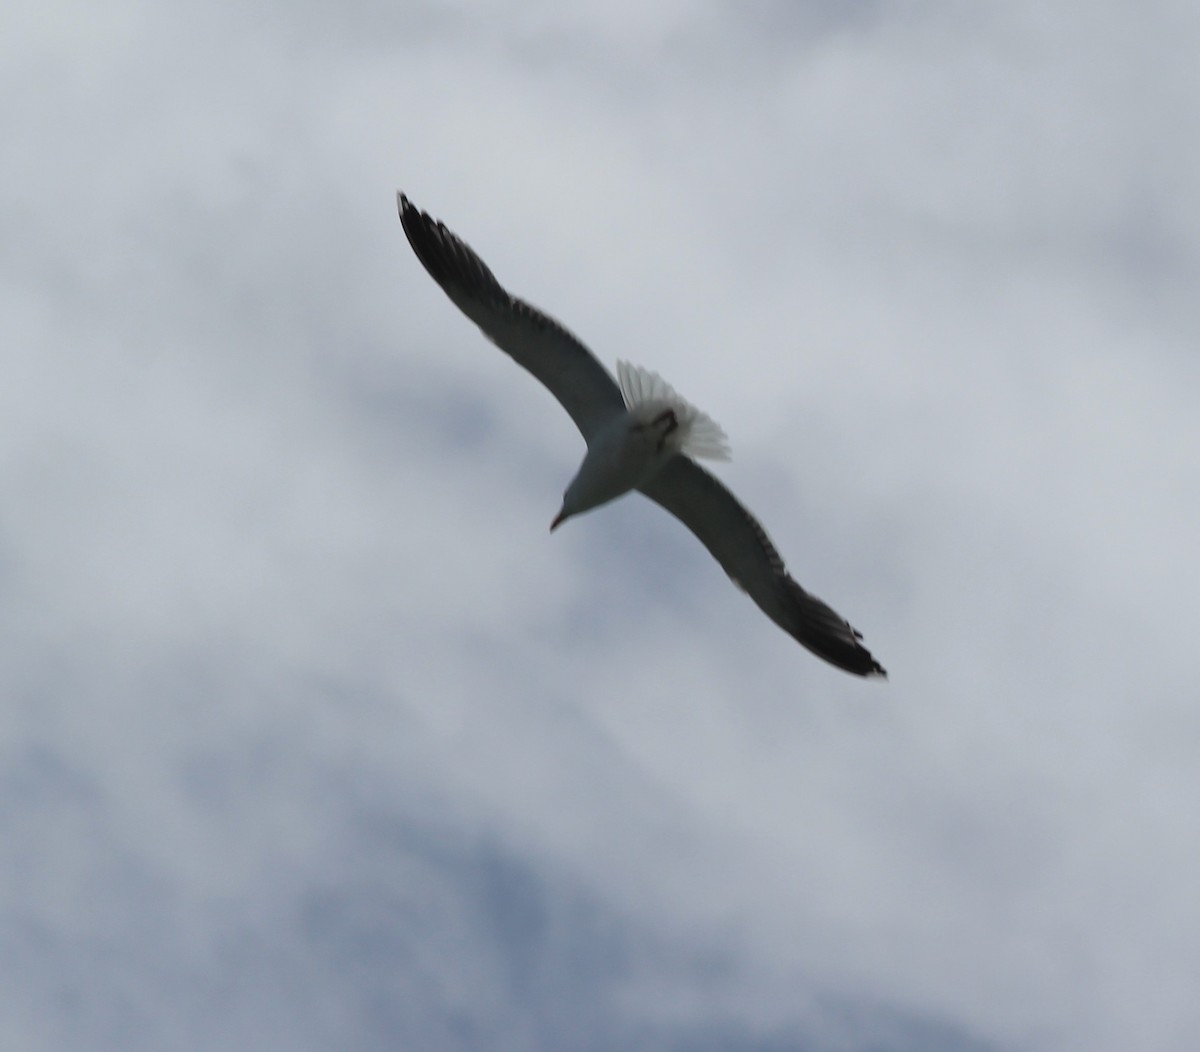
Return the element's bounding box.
[397,193,886,677]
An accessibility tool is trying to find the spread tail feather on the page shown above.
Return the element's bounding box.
[616,361,731,461]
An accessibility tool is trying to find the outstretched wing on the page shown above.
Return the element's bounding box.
[639,457,886,677]
[398,193,626,440]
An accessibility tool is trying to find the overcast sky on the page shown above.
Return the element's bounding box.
[4,1,1199,1050]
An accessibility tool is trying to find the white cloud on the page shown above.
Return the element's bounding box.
[2,0,1198,1049]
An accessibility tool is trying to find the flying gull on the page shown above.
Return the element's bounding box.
[397,193,886,678]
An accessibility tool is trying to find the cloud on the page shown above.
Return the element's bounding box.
[3,0,1199,1050]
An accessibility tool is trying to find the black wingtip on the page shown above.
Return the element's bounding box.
[829,629,888,679]
[863,655,888,679]
[848,631,888,679]
[783,579,887,679]
[396,192,434,248]
[395,192,503,303]
[396,192,456,291]
[827,642,888,679]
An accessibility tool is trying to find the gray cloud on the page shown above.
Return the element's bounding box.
[3,0,1198,1049]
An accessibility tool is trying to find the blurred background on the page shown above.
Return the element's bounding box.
[3,1,1198,1049]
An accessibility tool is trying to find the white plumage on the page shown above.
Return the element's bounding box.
[616,361,731,462]
[397,193,886,678]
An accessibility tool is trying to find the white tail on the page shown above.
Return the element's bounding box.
[616,361,731,461]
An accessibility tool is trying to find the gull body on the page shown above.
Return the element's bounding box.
[554,410,670,529]
[397,192,886,678]
[553,388,708,529]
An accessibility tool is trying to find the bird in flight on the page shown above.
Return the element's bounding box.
[397,193,886,677]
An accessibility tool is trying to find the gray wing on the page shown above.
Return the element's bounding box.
[398,193,626,440]
[639,457,886,677]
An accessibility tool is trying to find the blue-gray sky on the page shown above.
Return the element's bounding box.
[4,1,1199,1050]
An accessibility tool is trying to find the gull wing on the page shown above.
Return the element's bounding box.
[398,193,626,440]
[639,457,886,677]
